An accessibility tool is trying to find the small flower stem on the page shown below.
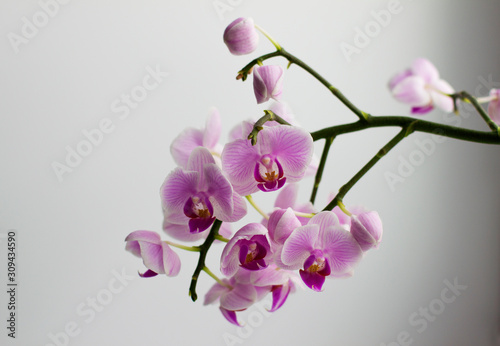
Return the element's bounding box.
[323,127,410,211]
[214,235,229,243]
[293,211,315,218]
[455,91,499,132]
[337,201,352,216]
[245,195,269,220]
[164,241,200,252]
[254,24,282,51]
[189,219,222,302]
[248,110,291,145]
[202,266,232,289]
[310,136,335,205]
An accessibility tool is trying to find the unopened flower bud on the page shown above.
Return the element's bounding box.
[223,17,259,55]
[253,65,284,104]
[350,211,383,251]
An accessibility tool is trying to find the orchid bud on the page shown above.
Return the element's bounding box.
[487,89,500,125]
[350,212,383,252]
[253,65,284,104]
[223,17,259,55]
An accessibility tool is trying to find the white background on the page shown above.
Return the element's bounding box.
[0,1,499,345]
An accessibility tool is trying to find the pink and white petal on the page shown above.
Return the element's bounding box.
[304,153,319,177]
[220,308,241,326]
[161,243,181,276]
[269,280,292,312]
[488,89,500,124]
[220,283,257,311]
[218,222,233,240]
[273,245,303,270]
[259,126,313,181]
[125,241,141,257]
[307,211,340,235]
[204,280,231,305]
[281,225,319,266]
[429,79,455,113]
[160,168,199,211]
[228,120,254,142]
[249,264,290,287]
[203,107,222,149]
[411,58,440,84]
[163,220,207,242]
[274,183,298,209]
[125,230,161,244]
[392,76,431,106]
[268,208,301,244]
[388,69,412,90]
[321,226,363,275]
[186,147,216,188]
[205,163,234,220]
[138,242,165,274]
[170,128,203,168]
[219,193,247,223]
[221,139,260,196]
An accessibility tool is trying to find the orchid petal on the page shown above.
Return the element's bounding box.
[222,138,260,196]
[220,283,257,311]
[259,126,313,181]
[321,226,363,275]
[220,307,242,326]
[429,79,455,113]
[160,168,198,215]
[392,75,431,106]
[203,107,221,149]
[281,225,319,267]
[411,58,439,84]
[170,128,203,168]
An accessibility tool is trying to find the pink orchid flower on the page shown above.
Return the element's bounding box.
[125,230,181,277]
[161,147,246,240]
[223,17,259,56]
[222,125,313,195]
[389,58,454,114]
[281,211,363,291]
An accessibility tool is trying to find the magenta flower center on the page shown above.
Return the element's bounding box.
[238,238,268,271]
[183,194,215,233]
[253,155,286,192]
[299,252,332,292]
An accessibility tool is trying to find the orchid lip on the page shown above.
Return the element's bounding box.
[183,194,216,233]
[254,157,286,192]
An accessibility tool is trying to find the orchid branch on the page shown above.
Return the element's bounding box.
[189,219,222,302]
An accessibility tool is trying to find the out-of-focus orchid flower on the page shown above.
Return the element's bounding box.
[223,17,259,56]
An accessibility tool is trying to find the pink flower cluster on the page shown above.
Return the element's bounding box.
[125,17,384,326]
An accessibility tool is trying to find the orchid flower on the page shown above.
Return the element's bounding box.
[389,58,454,114]
[281,211,363,291]
[161,147,246,241]
[222,125,313,195]
[125,230,181,277]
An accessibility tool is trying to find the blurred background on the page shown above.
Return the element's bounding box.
[0,1,499,345]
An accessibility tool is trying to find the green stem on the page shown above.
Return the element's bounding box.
[202,266,232,289]
[245,195,269,220]
[310,136,335,204]
[311,116,500,145]
[164,241,200,252]
[248,110,291,145]
[254,24,282,51]
[238,49,368,122]
[323,127,410,211]
[189,219,222,302]
[455,91,499,132]
[214,235,229,243]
